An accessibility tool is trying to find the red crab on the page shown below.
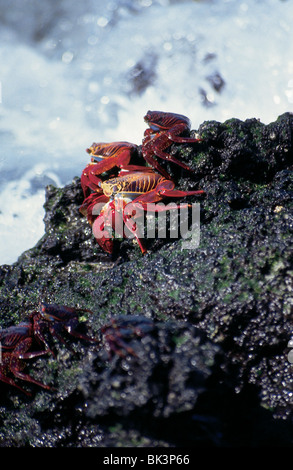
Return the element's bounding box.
[0,320,52,396]
[0,303,98,396]
[142,110,202,179]
[81,141,139,198]
[81,167,204,255]
[101,315,155,359]
[31,302,97,356]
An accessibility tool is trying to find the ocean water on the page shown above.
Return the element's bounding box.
[0,0,292,264]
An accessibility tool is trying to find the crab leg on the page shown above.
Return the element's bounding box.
[10,339,52,391]
[140,154,171,179]
[128,184,204,205]
[10,365,52,391]
[0,371,32,396]
[164,123,202,143]
[79,193,109,224]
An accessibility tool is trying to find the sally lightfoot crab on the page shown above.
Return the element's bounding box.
[142,110,202,178]
[81,141,139,197]
[0,303,97,395]
[0,320,52,396]
[80,167,205,255]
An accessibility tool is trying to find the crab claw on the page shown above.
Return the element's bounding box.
[92,214,114,254]
[79,193,109,225]
[81,163,104,197]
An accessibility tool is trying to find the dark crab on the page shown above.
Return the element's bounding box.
[0,303,97,396]
[101,315,155,359]
[31,302,97,356]
[0,320,52,396]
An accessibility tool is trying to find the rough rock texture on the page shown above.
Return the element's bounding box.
[0,113,292,447]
